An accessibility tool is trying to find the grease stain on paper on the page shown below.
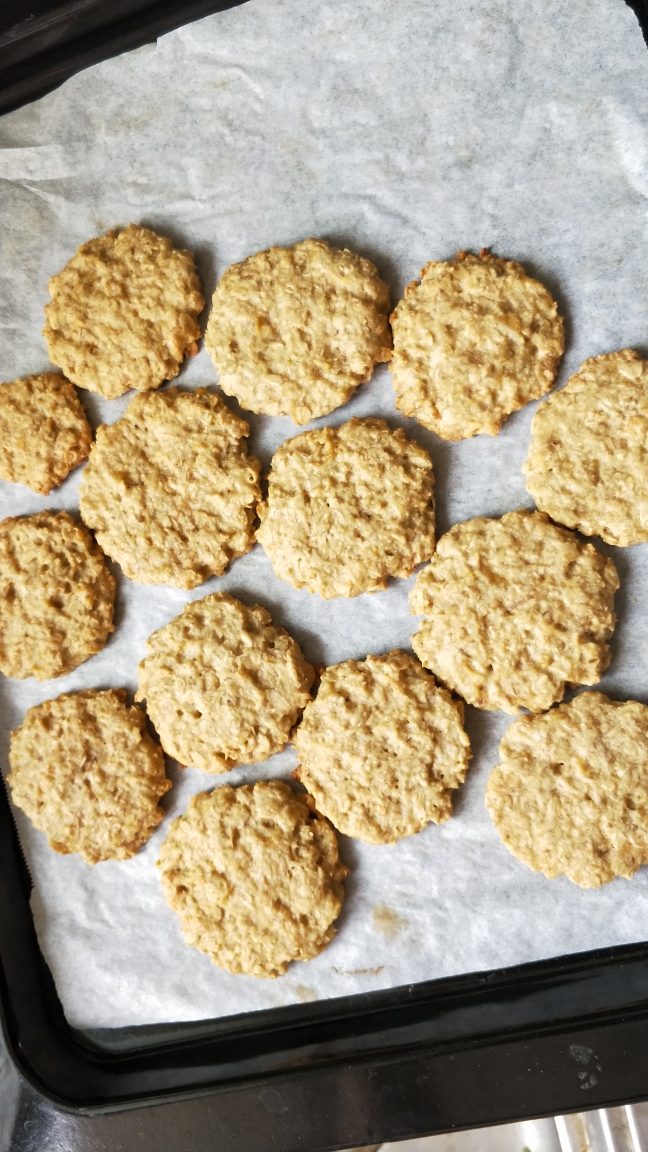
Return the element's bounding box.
[372,904,408,939]
[333,966,384,976]
[296,984,317,1002]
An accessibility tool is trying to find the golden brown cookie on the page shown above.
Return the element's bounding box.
[8,689,170,865]
[0,373,91,494]
[43,224,204,399]
[410,510,618,714]
[157,780,347,977]
[390,250,564,440]
[524,349,648,547]
[0,510,115,681]
[79,388,260,589]
[256,418,435,599]
[486,692,648,888]
[204,238,392,424]
[136,592,314,772]
[293,650,471,844]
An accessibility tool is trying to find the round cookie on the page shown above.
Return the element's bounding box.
[410,509,619,715]
[204,238,392,424]
[79,388,261,589]
[157,780,348,977]
[43,224,204,400]
[524,349,648,547]
[136,592,314,772]
[0,510,115,681]
[8,689,170,865]
[390,250,564,440]
[256,418,436,599]
[0,373,91,495]
[486,692,648,888]
[293,650,471,844]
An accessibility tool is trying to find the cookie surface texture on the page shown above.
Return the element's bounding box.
[0,511,115,681]
[8,689,170,865]
[524,349,648,547]
[204,238,392,424]
[79,388,260,589]
[410,510,618,714]
[294,650,471,844]
[136,592,314,772]
[486,692,648,888]
[43,224,204,399]
[390,251,564,440]
[256,418,436,599]
[0,373,91,494]
[158,781,347,977]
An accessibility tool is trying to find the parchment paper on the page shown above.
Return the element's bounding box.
[1,0,647,1031]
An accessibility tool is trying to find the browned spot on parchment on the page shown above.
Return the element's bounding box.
[333,966,384,976]
[372,903,408,940]
[296,984,317,1002]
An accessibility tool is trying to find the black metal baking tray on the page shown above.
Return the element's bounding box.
[3,0,648,1146]
[5,767,648,1149]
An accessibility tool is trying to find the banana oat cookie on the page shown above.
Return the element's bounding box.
[410,510,618,714]
[293,650,471,844]
[390,250,564,440]
[204,238,392,424]
[256,418,435,599]
[8,689,170,865]
[136,593,314,772]
[486,692,648,888]
[43,224,204,399]
[0,373,91,494]
[0,510,115,681]
[79,388,260,589]
[157,780,347,977]
[524,349,648,547]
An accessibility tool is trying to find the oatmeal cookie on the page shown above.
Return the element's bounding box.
[486,692,648,888]
[294,650,471,844]
[0,510,115,681]
[524,349,648,547]
[136,592,314,772]
[8,689,170,864]
[390,250,564,440]
[79,388,260,589]
[157,780,347,977]
[43,224,204,399]
[0,373,91,494]
[410,510,618,714]
[256,418,435,599]
[205,238,392,424]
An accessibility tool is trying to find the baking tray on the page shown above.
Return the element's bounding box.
[2,0,648,1146]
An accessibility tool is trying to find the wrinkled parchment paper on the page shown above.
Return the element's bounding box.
[1,0,647,1030]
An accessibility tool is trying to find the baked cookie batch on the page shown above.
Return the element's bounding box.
[2,224,647,980]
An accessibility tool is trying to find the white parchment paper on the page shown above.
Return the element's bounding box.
[1,0,648,1030]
